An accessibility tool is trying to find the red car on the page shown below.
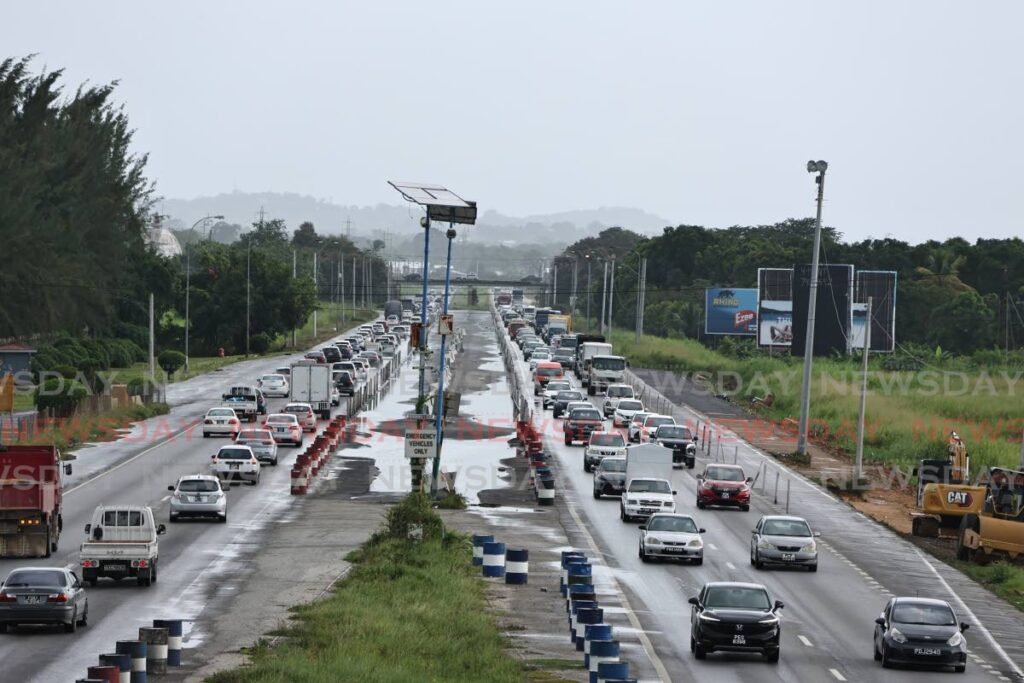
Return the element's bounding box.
[304,351,327,363]
[696,464,751,511]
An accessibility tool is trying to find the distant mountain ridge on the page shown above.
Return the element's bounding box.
[158,191,671,244]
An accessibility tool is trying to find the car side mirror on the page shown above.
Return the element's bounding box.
[692,435,699,443]
[746,477,753,483]
[773,600,785,611]
[875,617,886,626]
[64,463,73,476]
[698,528,706,534]
[638,525,646,531]
[84,523,91,533]
[167,485,175,491]
[696,474,704,480]
[688,597,701,608]
[156,524,167,535]
[960,622,970,632]
[672,490,678,496]
[211,455,217,459]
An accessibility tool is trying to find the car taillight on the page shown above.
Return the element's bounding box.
[205,419,213,425]
[263,441,273,446]
[81,559,97,568]
[0,593,17,603]
[230,419,239,425]
[47,592,69,603]
[131,560,148,569]
[251,459,258,465]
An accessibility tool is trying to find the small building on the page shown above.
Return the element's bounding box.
[0,343,36,379]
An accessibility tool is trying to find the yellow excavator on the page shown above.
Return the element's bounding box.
[957,468,1024,563]
[911,432,986,538]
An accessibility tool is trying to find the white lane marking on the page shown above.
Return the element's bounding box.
[708,543,718,551]
[725,561,736,570]
[798,635,813,647]
[829,669,847,681]
[912,547,1024,680]
[161,495,171,502]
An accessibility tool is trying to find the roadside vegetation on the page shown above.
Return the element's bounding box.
[208,494,525,683]
[955,561,1024,613]
[11,403,170,454]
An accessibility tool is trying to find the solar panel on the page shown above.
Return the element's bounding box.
[388,181,472,208]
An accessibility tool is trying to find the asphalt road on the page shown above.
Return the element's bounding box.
[0,322,401,682]
[529,365,1016,682]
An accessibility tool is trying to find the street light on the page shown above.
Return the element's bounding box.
[185,214,224,371]
[796,160,828,456]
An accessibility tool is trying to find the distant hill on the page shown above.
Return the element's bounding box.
[158,192,671,245]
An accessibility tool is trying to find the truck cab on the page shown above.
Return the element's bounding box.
[0,446,71,558]
[80,505,165,587]
[587,354,626,396]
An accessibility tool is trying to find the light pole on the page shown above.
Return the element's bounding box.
[245,232,252,356]
[585,253,592,331]
[184,215,223,371]
[608,256,616,341]
[430,225,458,497]
[796,160,828,456]
[600,260,608,334]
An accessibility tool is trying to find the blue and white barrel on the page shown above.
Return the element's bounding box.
[537,474,556,505]
[565,582,594,609]
[566,562,592,592]
[139,626,168,675]
[567,592,597,618]
[584,623,614,662]
[505,548,529,585]
[153,619,183,666]
[482,541,506,578]
[472,534,494,566]
[115,640,147,683]
[573,607,603,647]
[595,659,632,683]
[99,652,131,683]
[569,599,598,632]
[560,554,587,595]
[587,640,621,683]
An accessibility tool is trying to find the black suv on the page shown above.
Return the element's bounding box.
[564,407,604,445]
[652,425,698,468]
[321,346,342,363]
[689,582,783,663]
[552,390,585,419]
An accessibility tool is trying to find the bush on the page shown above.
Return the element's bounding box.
[81,339,111,370]
[105,340,135,368]
[250,332,272,354]
[126,376,148,395]
[51,364,78,380]
[158,350,186,378]
[114,322,149,349]
[34,378,88,416]
[383,493,444,542]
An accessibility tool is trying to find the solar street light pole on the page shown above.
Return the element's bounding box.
[796,161,828,456]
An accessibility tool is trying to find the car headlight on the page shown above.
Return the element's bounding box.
[688,539,703,548]
[699,612,721,622]
[889,628,908,644]
[646,537,662,545]
[757,616,779,624]
[757,540,773,550]
[947,631,963,647]
[627,498,639,505]
[663,501,674,507]
[800,542,816,553]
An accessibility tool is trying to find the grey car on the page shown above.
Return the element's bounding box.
[750,515,820,571]
[169,474,228,522]
[0,567,88,633]
[593,457,627,498]
[234,428,279,465]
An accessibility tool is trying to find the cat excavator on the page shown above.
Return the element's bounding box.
[957,467,1024,563]
[911,431,986,538]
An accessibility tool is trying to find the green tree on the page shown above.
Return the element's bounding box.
[926,291,996,353]
[157,350,186,377]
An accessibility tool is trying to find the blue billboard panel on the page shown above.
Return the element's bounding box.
[705,288,758,336]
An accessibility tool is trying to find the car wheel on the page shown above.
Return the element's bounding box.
[693,557,703,566]
[583,460,591,473]
[954,664,966,673]
[754,551,764,570]
[219,513,228,524]
[696,501,706,510]
[587,384,595,396]
[639,545,649,562]
[272,457,278,466]
[564,434,572,445]
[765,649,780,663]
[881,643,893,669]
[64,610,77,633]
[873,640,881,661]
[86,577,97,587]
[808,563,818,573]
[593,489,601,499]
[619,507,627,522]
[741,504,750,512]
[202,432,209,438]
[0,623,7,633]
[169,514,178,523]
[693,639,707,660]
[690,635,695,653]
[687,460,695,469]
[151,563,158,584]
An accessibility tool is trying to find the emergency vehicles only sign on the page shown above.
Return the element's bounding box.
[404,430,437,459]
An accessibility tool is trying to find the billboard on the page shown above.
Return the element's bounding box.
[854,270,898,352]
[757,268,794,348]
[705,288,758,336]
[792,263,853,357]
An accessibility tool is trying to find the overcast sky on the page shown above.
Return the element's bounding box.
[5,2,1023,242]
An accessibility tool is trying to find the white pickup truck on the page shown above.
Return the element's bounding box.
[620,443,676,522]
[80,505,165,587]
[221,386,260,423]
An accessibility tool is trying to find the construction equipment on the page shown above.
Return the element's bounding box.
[911,432,986,538]
[957,468,1024,563]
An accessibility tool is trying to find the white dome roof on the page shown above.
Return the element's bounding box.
[147,226,182,257]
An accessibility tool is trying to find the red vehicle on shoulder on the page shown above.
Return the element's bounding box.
[0,445,71,557]
[696,464,752,511]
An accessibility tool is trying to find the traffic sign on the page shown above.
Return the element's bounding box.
[438,314,454,336]
[404,429,437,459]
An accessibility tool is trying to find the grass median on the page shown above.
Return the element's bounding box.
[208,494,525,683]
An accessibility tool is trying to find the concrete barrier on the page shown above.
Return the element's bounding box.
[481,541,506,578]
[153,619,183,666]
[504,548,529,585]
[139,626,168,675]
[471,534,494,566]
[99,652,131,683]
[115,640,147,683]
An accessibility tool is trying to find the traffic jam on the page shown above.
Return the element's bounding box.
[498,291,973,674]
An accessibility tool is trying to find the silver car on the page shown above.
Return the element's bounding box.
[234,429,279,465]
[639,513,705,564]
[750,515,819,572]
[168,474,228,522]
[0,566,88,633]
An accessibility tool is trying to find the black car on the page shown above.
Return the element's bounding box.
[335,370,356,396]
[652,425,698,468]
[552,390,585,419]
[321,346,342,363]
[593,456,627,498]
[564,407,604,445]
[552,348,575,369]
[874,597,968,672]
[333,342,354,360]
[689,582,783,662]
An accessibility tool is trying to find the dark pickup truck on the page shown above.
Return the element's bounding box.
[652,425,698,468]
[564,407,604,446]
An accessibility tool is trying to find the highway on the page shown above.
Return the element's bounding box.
[514,354,1021,682]
[0,322,403,682]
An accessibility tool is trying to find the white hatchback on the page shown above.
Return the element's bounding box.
[258,373,289,398]
[210,445,261,485]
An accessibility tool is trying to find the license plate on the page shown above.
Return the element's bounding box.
[217,420,225,425]
[276,427,286,433]
[733,635,746,645]
[23,595,42,604]
[914,648,941,656]
[722,492,730,499]
[664,548,683,554]
[230,463,240,469]
[782,553,796,562]
[106,563,127,572]
[640,508,657,514]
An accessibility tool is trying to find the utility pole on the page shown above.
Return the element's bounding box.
[352,255,357,313]
[185,243,190,371]
[571,257,578,323]
[855,297,872,482]
[245,233,251,356]
[553,259,558,310]
[430,225,457,497]
[608,256,616,341]
[636,257,647,343]
[340,253,345,323]
[149,293,155,382]
[600,261,608,334]
[586,255,592,332]
[292,249,297,348]
[796,160,828,456]
[312,251,318,338]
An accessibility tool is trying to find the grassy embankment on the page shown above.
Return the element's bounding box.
[208,494,548,683]
[14,403,171,455]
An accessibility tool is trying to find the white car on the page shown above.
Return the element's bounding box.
[628,412,651,442]
[639,513,705,564]
[602,384,635,416]
[258,373,289,397]
[168,474,228,522]
[528,349,553,370]
[210,445,261,485]
[234,428,279,465]
[203,407,241,438]
[263,413,303,446]
[639,414,676,443]
[620,478,676,522]
[542,380,572,409]
[584,431,627,472]
[613,399,644,428]
[282,402,317,432]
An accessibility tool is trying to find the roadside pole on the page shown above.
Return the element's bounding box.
[149,293,155,383]
[430,226,456,497]
[796,161,828,456]
[413,215,432,491]
[600,261,608,334]
[608,256,615,341]
[855,297,872,482]
[313,251,318,338]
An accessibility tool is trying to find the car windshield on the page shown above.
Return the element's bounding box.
[208,409,234,417]
[600,459,627,473]
[617,400,643,411]
[218,448,251,460]
[557,392,584,401]
[646,417,673,429]
[537,366,561,377]
[658,426,691,439]
[223,396,250,403]
[631,413,650,424]
[261,375,284,382]
[570,409,601,420]
[591,434,625,447]
[284,405,310,413]
[629,480,671,494]
[704,586,771,611]
[267,415,296,424]
[607,386,633,398]
[553,350,573,358]
[546,382,570,392]
[4,570,65,588]
[892,602,956,626]
[179,479,221,493]
[593,357,626,371]
[648,516,697,533]
[238,431,272,440]
[706,467,745,482]
[761,519,812,537]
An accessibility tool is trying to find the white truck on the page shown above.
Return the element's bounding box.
[578,342,613,387]
[221,386,260,422]
[620,443,676,522]
[291,361,334,419]
[80,505,165,587]
[586,354,627,396]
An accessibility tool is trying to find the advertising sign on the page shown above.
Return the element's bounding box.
[704,288,758,336]
[758,301,793,347]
